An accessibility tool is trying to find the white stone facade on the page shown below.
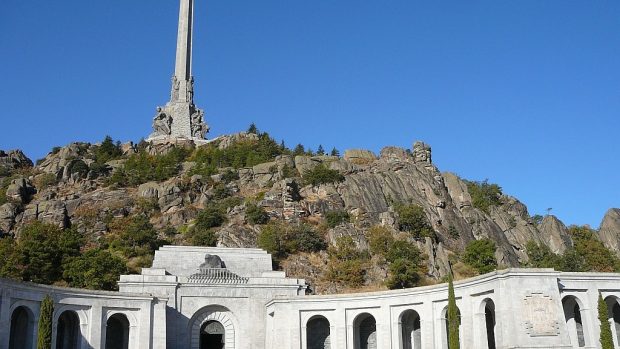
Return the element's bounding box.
[2,246,620,349]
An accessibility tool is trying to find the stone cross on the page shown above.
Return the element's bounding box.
[149,0,209,142]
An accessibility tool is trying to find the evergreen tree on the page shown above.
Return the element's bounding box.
[247,123,258,134]
[293,144,305,156]
[447,267,460,349]
[330,147,340,157]
[37,295,53,349]
[317,145,325,155]
[599,293,614,349]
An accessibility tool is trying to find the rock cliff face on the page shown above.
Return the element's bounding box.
[0,136,618,289]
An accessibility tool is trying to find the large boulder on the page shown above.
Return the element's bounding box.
[538,215,573,254]
[343,149,376,164]
[0,150,33,172]
[6,178,35,204]
[599,208,620,256]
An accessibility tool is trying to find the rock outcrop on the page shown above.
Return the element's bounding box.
[599,208,620,256]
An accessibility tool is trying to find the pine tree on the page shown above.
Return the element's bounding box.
[247,123,258,134]
[37,295,54,349]
[599,293,614,349]
[293,144,305,156]
[330,147,340,157]
[317,145,325,155]
[447,268,460,349]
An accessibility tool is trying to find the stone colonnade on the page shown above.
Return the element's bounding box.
[266,269,620,349]
[0,279,166,349]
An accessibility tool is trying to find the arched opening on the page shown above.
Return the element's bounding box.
[56,311,81,349]
[354,313,377,349]
[200,320,225,349]
[400,310,421,349]
[307,316,331,349]
[442,306,461,349]
[105,313,130,349]
[604,297,620,346]
[483,300,496,349]
[562,296,586,347]
[9,306,35,349]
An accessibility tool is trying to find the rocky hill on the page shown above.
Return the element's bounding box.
[1,133,619,293]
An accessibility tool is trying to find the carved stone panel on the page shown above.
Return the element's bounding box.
[523,293,560,336]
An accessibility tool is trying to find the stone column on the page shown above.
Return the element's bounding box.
[0,290,11,349]
[174,0,193,84]
[89,304,104,349]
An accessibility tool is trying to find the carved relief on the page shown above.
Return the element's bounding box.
[152,107,172,136]
[523,293,560,336]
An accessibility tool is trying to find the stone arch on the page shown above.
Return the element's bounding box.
[354,313,377,349]
[55,310,81,349]
[9,304,36,349]
[189,305,236,349]
[399,309,421,349]
[306,315,331,349]
[442,305,461,349]
[105,313,131,349]
[53,305,88,349]
[481,299,496,349]
[562,295,586,347]
[604,296,620,347]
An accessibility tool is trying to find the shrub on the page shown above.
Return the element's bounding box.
[287,224,326,253]
[107,147,189,187]
[325,210,350,228]
[0,237,20,279]
[395,204,434,239]
[257,222,326,260]
[68,160,89,178]
[531,214,544,226]
[37,295,53,349]
[525,241,560,269]
[62,249,128,291]
[569,225,620,272]
[385,240,426,289]
[462,239,497,274]
[94,135,123,164]
[211,183,231,200]
[303,164,344,186]
[35,173,58,190]
[196,207,226,230]
[187,229,218,247]
[107,215,161,258]
[325,236,369,287]
[367,226,395,256]
[246,204,270,225]
[221,169,239,183]
[466,179,502,214]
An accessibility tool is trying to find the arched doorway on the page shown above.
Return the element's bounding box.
[105,313,130,349]
[604,297,620,346]
[354,313,377,349]
[56,311,81,349]
[483,300,496,349]
[442,306,461,349]
[307,316,331,349]
[200,320,225,349]
[400,310,421,349]
[562,296,586,347]
[9,306,35,349]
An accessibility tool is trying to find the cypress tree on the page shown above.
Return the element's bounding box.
[37,295,54,349]
[447,268,460,349]
[599,293,614,349]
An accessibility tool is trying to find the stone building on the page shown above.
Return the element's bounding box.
[1,245,620,349]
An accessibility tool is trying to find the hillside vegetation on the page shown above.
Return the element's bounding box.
[1,127,619,293]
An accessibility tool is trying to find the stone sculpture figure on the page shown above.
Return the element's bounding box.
[152,107,172,137]
[191,109,209,138]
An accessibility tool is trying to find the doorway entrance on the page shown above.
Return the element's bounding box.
[200,320,225,349]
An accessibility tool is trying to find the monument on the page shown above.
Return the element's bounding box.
[149,0,209,142]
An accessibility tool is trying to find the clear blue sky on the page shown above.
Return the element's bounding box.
[1,1,618,228]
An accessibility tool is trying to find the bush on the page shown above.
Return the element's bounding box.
[221,169,239,183]
[325,210,350,228]
[569,225,620,272]
[35,173,58,190]
[303,164,344,186]
[63,249,128,290]
[385,240,426,289]
[462,239,497,274]
[0,237,20,279]
[68,160,89,178]
[525,241,560,269]
[94,135,123,164]
[187,229,218,247]
[367,226,395,256]
[257,223,326,260]
[246,204,270,225]
[466,179,502,214]
[395,204,434,239]
[196,207,226,230]
[107,215,161,258]
[107,147,190,187]
[325,236,369,287]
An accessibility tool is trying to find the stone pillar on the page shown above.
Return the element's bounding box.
[174,0,193,84]
[89,304,103,349]
[0,290,11,349]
